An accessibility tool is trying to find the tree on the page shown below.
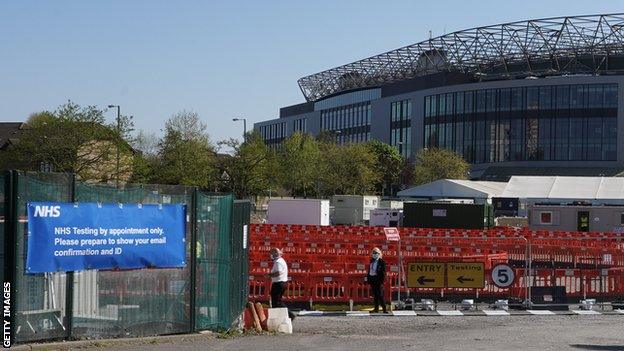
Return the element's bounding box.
[0,101,134,183]
[279,132,321,197]
[152,111,217,187]
[128,152,156,184]
[217,131,270,198]
[316,140,380,195]
[334,143,380,195]
[316,139,341,195]
[164,110,210,144]
[128,130,159,184]
[367,140,404,196]
[412,148,469,185]
[132,130,159,158]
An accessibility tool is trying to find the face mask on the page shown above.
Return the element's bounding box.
[372,253,380,259]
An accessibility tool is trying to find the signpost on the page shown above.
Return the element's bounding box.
[446,263,485,288]
[406,263,445,288]
[383,227,403,302]
[491,264,515,288]
[383,227,400,241]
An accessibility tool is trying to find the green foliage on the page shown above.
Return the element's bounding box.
[217,131,270,198]
[128,153,155,184]
[412,148,469,185]
[0,101,133,182]
[279,132,321,197]
[7,103,454,196]
[152,111,217,187]
[366,140,404,196]
[128,130,159,184]
[164,110,210,144]
[317,140,380,195]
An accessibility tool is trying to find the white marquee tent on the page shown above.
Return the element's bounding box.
[397,176,624,206]
[397,179,506,203]
[500,176,624,203]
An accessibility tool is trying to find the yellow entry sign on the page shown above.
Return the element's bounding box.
[406,263,445,288]
[446,262,485,288]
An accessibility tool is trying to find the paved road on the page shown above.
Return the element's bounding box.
[94,315,624,351]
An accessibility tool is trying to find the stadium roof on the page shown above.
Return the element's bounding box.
[298,13,624,101]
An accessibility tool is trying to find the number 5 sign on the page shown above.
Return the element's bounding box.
[491,264,515,288]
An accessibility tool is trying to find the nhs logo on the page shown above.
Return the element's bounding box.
[33,205,61,218]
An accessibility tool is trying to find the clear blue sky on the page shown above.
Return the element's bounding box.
[1,1,623,142]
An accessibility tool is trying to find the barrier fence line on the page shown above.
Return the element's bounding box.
[249,224,624,307]
[1,171,250,346]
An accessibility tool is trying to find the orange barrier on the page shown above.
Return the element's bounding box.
[249,224,624,303]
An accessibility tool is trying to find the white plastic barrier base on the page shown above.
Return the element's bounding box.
[267,308,293,334]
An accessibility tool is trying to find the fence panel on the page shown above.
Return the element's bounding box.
[3,172,248,345]
[194,193,232,330]
[14,172,73,343]
[72,183,193,338]
[229,200,250,326]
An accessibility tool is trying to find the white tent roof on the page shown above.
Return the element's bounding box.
[500,176,624,200]
[397,179,506,199]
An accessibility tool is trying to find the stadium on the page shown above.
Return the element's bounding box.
[254,13,624,180]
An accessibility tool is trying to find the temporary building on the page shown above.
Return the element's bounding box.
[501,176,624,203]
[500,176,624,216]
[396,179,506,204]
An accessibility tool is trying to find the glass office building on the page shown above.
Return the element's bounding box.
[254,14,624,179]
[424,84,618,163]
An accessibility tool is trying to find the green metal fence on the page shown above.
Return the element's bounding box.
[1,171,250,345]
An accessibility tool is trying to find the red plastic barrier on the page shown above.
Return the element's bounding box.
[248,224,624,303]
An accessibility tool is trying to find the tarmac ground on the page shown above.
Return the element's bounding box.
[13,314,624,351]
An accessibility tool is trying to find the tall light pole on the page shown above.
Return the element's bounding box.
[232,118,247,140]
[397,141,404,156]
[334,130,342,144]
[108,104,121,187]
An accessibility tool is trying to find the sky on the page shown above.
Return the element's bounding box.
[1,1,623,143]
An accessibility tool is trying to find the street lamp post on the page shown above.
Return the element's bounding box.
[334,130,342,144]
[108,104,121,187]
[232,118,247,140]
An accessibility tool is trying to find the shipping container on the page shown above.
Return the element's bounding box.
[379,200,403,209]
[331,195,380,225]
[529,204,624,232]
[267,199,330,225]
[403,202,493,229]
[369,208,403,227]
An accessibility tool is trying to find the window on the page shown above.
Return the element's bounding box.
[293,118,306,133]
[476,90,486,113]
[423,83,618,163]
[527,87,539,110]
[499,89,510,112]
[390,99,412,157]
[320,102,371,145]
[455,92,464,114]
[511,88,523,111]
[605,84,618,108]
[540,211,552,225]
[620,213,624,225]
[425,96,431,117]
